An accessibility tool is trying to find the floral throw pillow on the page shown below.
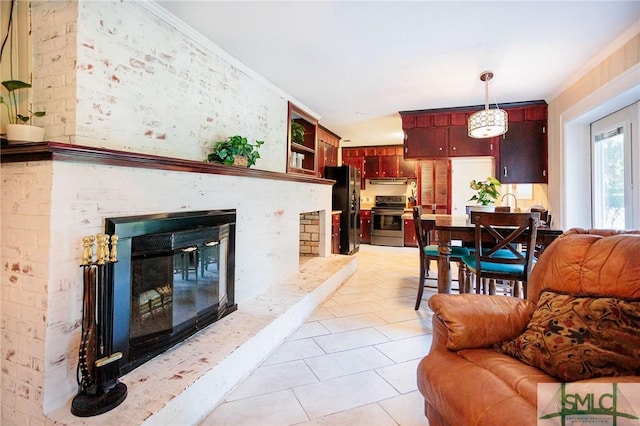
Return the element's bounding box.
[496,290,640,382]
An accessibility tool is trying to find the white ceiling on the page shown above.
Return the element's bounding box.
[156,1,640,146]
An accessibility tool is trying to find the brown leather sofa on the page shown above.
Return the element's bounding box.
[417,228,640,425]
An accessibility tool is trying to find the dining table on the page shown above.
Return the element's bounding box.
[421,214,564,294]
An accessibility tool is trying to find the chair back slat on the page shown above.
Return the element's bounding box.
[470,211,539,282]
[412,206,431,249]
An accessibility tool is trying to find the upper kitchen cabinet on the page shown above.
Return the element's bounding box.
[317,125,340,178]
[404,127,449,157]
[448,111,495,157]
[341,148,365,189]
[398,156,417,178]
[343,145,416,180]
[400,100,548,183]
[496,103,548,183]
[288,102,318,176]
[401,111,494,159]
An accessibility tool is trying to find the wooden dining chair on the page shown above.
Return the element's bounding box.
[461,211,539,298]
[412,206,471,309]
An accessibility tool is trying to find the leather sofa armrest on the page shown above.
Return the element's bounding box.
[428,294,535,351]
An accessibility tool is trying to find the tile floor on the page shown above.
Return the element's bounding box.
[201,243,439,426]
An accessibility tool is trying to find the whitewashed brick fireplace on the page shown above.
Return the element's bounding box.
[0,2,335,424]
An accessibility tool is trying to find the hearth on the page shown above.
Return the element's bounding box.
[105,210,237,374]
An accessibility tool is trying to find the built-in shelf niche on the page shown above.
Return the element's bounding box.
[288,102,318,176]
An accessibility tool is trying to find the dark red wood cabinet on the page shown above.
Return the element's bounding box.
[380,155,399,177]
[364,155,380,179]
[448,125,494,157]
[343,145,416,185]
[360,209,371,244]
[332,212,341,253]
[317,126,340,178]
[398,156,417,177]
[404,217,417,247]
[497,119,547,183]
[400,100,548,183]
[404,127,448,158]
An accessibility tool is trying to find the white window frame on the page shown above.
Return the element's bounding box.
[590,102,639,230]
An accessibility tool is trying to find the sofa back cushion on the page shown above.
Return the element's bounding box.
[528,232,640,303]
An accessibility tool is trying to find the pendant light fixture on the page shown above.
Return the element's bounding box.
[468,71,508,138]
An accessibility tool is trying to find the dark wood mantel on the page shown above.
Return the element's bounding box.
[0,141,334,185]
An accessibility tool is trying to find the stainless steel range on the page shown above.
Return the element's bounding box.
[371,195,406,247]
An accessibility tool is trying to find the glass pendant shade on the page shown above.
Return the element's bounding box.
[468,71,508,138]
[468,108,508,138]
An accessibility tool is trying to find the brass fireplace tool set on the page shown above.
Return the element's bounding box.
[71,234,128,417]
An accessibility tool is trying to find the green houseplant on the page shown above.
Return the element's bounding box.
[1,80,46,143]
[206,135,264,167]
[468,176,501,206]
[290,121,305,145]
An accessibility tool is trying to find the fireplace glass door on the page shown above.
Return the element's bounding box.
[129,225,228,357]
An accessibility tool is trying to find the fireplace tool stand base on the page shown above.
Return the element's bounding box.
[71,382,128,417]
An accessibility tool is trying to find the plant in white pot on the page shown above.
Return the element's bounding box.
[1,80,46,144]
[467,176,501,213]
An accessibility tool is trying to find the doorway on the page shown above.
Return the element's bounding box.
[451,158,495,215]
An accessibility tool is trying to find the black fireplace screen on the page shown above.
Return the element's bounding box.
[130,227,226,343]
[106,210,236,374]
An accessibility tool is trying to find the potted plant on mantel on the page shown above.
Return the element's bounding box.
[467,176,501,213]
[206,135,265,167]
[1,80,46,144]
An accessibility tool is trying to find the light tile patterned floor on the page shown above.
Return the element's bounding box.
[201,244,438,426]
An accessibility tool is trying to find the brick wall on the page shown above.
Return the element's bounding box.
[0,1,330,424]
[300,211,320,256]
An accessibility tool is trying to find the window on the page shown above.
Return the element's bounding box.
[591,102,639,229]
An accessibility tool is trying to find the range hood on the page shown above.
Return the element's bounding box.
[369,178,408,185]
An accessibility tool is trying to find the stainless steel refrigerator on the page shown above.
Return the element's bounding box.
[325,165,360,255]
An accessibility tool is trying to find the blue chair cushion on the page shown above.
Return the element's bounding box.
[424,245,470,258]
[461,255,537,274]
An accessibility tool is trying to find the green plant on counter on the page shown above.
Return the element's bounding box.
[469,176,501,205]
[0,80,46,124]
[290,121,305,144]
[206,135,265,167]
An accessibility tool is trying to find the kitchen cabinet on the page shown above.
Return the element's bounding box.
[398,156,417,178]
[403,125,495,158]
[419,159,451,214]
[448,125,494,157]
[360,209,371,244]
[343,146,416,180]
[379,155,398,177]
[497,114,547,183]
[404,127,448,158]
[364,154,409,178]
[341,156,365,189]
[332,212,341,254]
[404,217,417,247]
[363,155,380,178]
[400,101,546,166]
[318,126,340,178]
[288,103,318,176]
